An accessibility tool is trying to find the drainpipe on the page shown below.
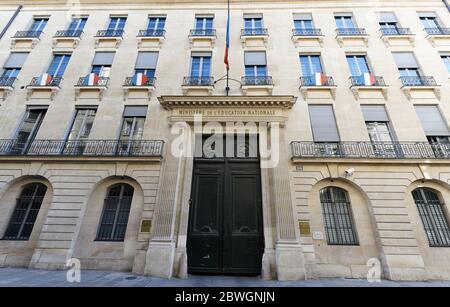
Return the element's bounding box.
[444,0,450,13]
[0,5,22,40]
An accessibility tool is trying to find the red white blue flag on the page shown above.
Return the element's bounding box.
[132,73,148,86]
[84,73,99,86]
[36,73,52,86]
[224,0,230,70]
[363,73,376,86]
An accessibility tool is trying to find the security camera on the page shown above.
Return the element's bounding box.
[344,168,355,176]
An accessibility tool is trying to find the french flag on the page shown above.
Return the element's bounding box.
[84,73,99,86]
[363,73,376,86]
[132,73,148,86]
[224,0,230,71]
[36,73,52,86]
[314,72,327,86]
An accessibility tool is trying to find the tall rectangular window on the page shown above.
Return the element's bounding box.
[91,52,115,78]
[147,16,166,31]
[118,106,147,154]
[293,13,313,30]
[244,13,263,30]
[12,107,47,154]
[1,52,29,79]
[441,54,450,73]
[393,52,421,78]
[299,55,322,76]
[419,13,440,29]
[346,55,370,77]
[377,12,402,35]
[47,54,71,78]
[64,108,97,154]
[135,51,159,78]
[68,17,87,32]
[107,16,127,31]
[29,17,48,32]
[415,105,450,157]
[334,14,356,29]
[195,16,213,30]
[190,52,211,78]
[244,51,267,77]
[309,105,340,156]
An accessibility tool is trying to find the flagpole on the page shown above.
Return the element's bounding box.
[226,0,230,96]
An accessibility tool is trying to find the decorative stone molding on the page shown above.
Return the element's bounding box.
[181,85,213,96]
[381,34,415,47]
[291,35,324,48]
[350,86,388,100]
[336,35,369,48]
[52,36,81,49]
[426,34,450,47]
[241,84,274,96]
[123,85,155,101]
[0,86,14,101]
[241,35,268,48]
[94,37,123,49]
[75,86,107,101]
[401,85,441,101]
[138,36,165,49]
[300,86,337,100]
[11,37,39,50]
[189,35,216,48]
[26,86,60,101]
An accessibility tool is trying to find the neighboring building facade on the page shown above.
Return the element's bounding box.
[0,0,449,281]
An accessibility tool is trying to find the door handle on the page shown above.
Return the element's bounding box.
[188,198,193,205]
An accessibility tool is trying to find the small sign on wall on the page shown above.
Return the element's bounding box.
[298,221,311,236]
[140,219,152,233]
[312,231,324,240]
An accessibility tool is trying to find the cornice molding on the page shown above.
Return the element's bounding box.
[158,95,297,110]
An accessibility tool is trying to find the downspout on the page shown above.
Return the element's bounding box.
[0,5,22,40]
[444,0,450,13]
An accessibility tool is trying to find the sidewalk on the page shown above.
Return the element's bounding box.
[0,267,449,287]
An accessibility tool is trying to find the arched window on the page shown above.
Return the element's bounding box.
[320,187,358,245]
[412,188,450,247]
[3,183,47,240]
[96,183,134,241]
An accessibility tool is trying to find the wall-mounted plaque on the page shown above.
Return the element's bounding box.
[140,219,152,233]
[299,221,311,236]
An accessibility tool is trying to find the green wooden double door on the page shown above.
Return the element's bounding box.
[187,160,264,275]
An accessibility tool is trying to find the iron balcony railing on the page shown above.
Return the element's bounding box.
[380,27,412,36]
[291,142,450,159]
[292,28,323,36]
[189,29,216,36]
[28,76,62,87]
[95,29,124,38]
[124,77,156,87]
[137,29,166,37]
[54,30,83,37]
[0,139,164,157]
[299,76,335,87]
[13,30,42,39]
[424,27,450,35]
[400,76,437,87]
[0,77,16,87]
[183,76,214,86]
[336,28,367,36]
[349,76,386,87]
[241,28,268,36]
[76,76,109,87]
[241,76,273,86]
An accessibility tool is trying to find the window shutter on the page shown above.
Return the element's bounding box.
[244,13,263,19]
[293,13,312,20]
[392,52,418,68]
[309,105,340,142]
[418,12,437,18]
[4,53,29,68]
[191,51,212,57]
[92,52,115,66]
[378,12,397,23]
[244,51,266,66]
[123,106,148,117]
[135,52,158,69]
[335,13,353,17]
[361,105,389,122]
[415,105,450,136]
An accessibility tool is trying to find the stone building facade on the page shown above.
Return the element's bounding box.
[0,0,449,281]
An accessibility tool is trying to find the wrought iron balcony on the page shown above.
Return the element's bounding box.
[424,27,450,35]
[299,76,335,87]
[124,77,156,87]
[95,29,124,37]
[183,76,214,86]
[336,28,367,36]
[0,77,16,87]
[241,76,273,86]
[292,28,323,36]
[241,28,268,36]
[189,29,216,36]
[380,27,412,36]
[349,75,386,87]
[28,76,62,87]
[137,29,166,37]
[291,142,450,159]
[0,139,164,157]
[54,30,83,37]
[76,77,109,87]
[400,76,437,87]
[13,30,42,39]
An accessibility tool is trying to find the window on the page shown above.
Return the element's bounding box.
[393,52,422,82]
[3,183,47,240]
[346,55,371,80]
[320,187,358,245]
[135,51,159,78]
[244,51,267,77]
[107,16,127,31]
[309,105,340,156]
[378,12,400,34]
[147,16,166,31]
[415,105,450,157]
[299,55,323,76]
[244,13,263,30]
[96,183,134,241]
[29,17,48,32]
[412,188,450,247]
[47,54,71,78]
[118,106,147,154]
[195,16,213,30]
[334,14,356,29]
[68,17,87,32]
[419,13,440,29]
[1,52,28,79]
[190,52,211,78]
[293,13,313,30]
[441,54,450,73]
[91,52,115,78]
[64,108,96,154]
[11,107,47,154]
